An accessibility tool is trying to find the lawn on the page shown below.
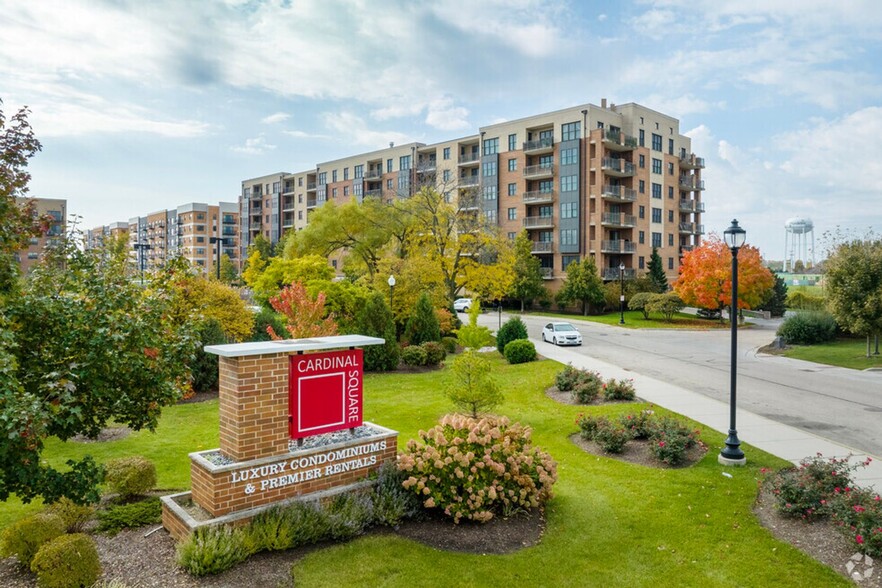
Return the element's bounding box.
[521,309,730,330]
[782,337,882,370]
[0,356,847,586]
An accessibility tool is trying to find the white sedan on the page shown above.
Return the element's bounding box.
[542,322,583,346]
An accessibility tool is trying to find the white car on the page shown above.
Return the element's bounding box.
[542,322,583,346]
[453,298,473,312]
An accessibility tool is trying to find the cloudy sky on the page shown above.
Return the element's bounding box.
[3,0,881,261]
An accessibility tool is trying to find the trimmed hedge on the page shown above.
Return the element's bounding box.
[503,339,537,364]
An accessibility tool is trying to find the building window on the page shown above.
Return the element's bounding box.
[560,175,578,192]
[483,138,499,156]
[560,229,577,245]
[639,154,645,168]
[652,207,662,223]
[597,121,604,129]
[652,183,662,199]
[298,177,303,186]
[443,169,451,182]
[668,138,674,155]
[483,161,497,176]
[318,172,327,185]
[560,148,577,166]
[668,186,674,199]
[668,233,674,246]
[400,155,411,170]
[332,170,337,183]
[196,236,205,243]
[387,179,393,190]
[508,207,517,220]
[332,188,338,198]
[668,210,674,222]
[398,175,409,189]
[639,129,645,147]
[508,183,517,196]
[561,121,580,141]
[508,133,517,151]
[344,168,350,181]
[485,210,497,222]
[387,159,393,173]
[668,257,674,270]
[508,231,517,240]
[562,255,579,271]
[652,133,662,151]
[354,164,363,179]
[639,180,645,194]
[667,162,674,175]
[639,205,645,219]
[298,194,302,203]
[652,232,662,247]
[343,186,349,197]
[483,186,497,200]
[652,158,662,174]
[561,201,578,219]
[639,256,645,269]
[443,147,450,160]
[508,158,517,171]
[639,230,645,244]
[298,211,303,220]
[272,182,280,194]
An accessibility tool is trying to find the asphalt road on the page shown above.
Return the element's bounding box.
[479,312,882,458]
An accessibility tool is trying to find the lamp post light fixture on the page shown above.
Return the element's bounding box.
[618,262,626,325]
[719,219,747,466]
[133,242,151,285]
[209,236,230,281]
[387,274,396,309]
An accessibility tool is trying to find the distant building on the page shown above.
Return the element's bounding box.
[14,197,66,274]
[240,99,706,286]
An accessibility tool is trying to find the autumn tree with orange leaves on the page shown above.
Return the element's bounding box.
[267,281,339,339]
[674,236,774,321]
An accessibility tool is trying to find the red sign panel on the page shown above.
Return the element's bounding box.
[289,349,363,440]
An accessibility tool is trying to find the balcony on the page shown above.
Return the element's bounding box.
[602,267,637,280]
[601,240,636,253]
[522,189,555,205]
[364,189,383,199]
[364,169,382,181]
[601,212,636,228]
[679,153,706,169]
[523,137,554,155]
[677,199,706,213]
[222,215,236,224]
[540,267,554,280]
[531,241,553,254]
[678,222,694,233]
[523,163,554,179]
[417,159,437,173]
[679,176,705,191]
[600,185,637,202]
[306,182,317,192]
[249,221,262,230]
[695,224,705,235]
[602,129,638,151]
[523,215,554,229]
[458,152,480,166]
[679,245,694,255]
[601,157,635,177]
[459,175,480,187]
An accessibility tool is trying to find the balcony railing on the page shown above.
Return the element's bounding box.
[679,153,706,169]
[364,189,383,199]
[601,212,636,227]
[523,189,555,204]
[602,129,638,150]
[600,240,636,253]
[458,152,480,165]
[600,185,637,202]
[601,157,635,176]
[531,241,553,254]
[306,182,317,191]
[459,175,480,187]
[679,176,706,191]
[364,169,382,180]
[695,224,705,234]
[678,222,694,233]
[523,163,554,178]
[602,267,637,280]
[540,267,554,279]
[679,245,694,255]
[523,215,554,229]
[523,137,554,153]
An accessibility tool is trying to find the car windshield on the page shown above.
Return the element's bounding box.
[555,324,576,332]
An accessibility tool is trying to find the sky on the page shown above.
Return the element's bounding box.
[2,0,881,262]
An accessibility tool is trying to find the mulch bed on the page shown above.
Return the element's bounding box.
[569,433,707,469]
[392,508,544,555]
[545,386,643,406]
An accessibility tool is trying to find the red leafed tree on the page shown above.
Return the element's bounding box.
[267,281,339,339]
[674,235,774,318]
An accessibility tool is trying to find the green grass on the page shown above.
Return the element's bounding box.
[0,356,847,586]
[521,309,729,330]
[782,338,882,370]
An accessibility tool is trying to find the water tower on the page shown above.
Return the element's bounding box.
[784,217,814,272]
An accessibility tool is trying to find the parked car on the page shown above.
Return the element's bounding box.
[453,298,473,313]
[542,322,583,346]
[696,307,722,320]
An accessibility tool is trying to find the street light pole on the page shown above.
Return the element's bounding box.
[209,237,228,280]
[618,262,626,325]
[133,242,151,285]
[387,274,396,309]
[720,219,747,466]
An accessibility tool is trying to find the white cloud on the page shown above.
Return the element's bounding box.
[425,97,470,131]
[29,99,210,138]
[321,112,413,148]
[230,134,276,155]
[283,130,332,140]
[261,112,290,124]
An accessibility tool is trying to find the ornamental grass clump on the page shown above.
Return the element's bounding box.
[398,414,557,523]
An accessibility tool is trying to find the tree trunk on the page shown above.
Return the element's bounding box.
[875,334,879,355]
[583,301,588,316]
[521,299,525,312]
[867,334,871,359]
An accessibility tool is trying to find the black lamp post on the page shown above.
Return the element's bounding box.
[209,236,230,280]
[133,242,151,285]
[387,274,396,309]
[618,262,626,325]
[719,219,747,466]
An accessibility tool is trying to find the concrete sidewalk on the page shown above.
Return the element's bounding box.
[527,335,881,490]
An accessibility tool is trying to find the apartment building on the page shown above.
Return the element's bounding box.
[86,221,129,250]
[13,197,66,274]
[240,99,705,286]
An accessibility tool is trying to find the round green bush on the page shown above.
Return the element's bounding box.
[648,417,698,465]
[0,512,65,567]
[594,420,630,453]
[571,371,604,404]
[400,345,427,367]
[496,316,528,354]
[104,456,157,498]
[503,339,537,364]
[44,497,95,533]
[420,341,447,366]
[30,533,101,588]
[440,336,458,355]
[776,311,837,345]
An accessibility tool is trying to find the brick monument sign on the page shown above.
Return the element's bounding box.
[161,335,397,540]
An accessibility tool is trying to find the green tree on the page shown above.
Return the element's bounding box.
[557,257,605,315]
[403,292,441,345]
[496,316,528,354]
[353,292,399,372]
[456,301,493,350]
[759,270,788,317]
[218,253,239,285]
[824,238,882,357]
[251,254,334,306]
[508,230,546,311]
[647,247,668,293]
[645,293,685,322]
[446,350,503,417]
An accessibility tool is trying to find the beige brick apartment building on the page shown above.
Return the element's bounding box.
[241,100,705,286]
[14,197,66,274]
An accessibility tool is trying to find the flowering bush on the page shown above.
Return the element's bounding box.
[555,364,584,392]
[618,409,655,439]
[831,485,882,557]
[647,417,698,466]
[398,414,557,523]
[555,365,638,404]
[577,414,604,440]
[603,378,636,401]
[771,454,862,520]
[593,420,630,454]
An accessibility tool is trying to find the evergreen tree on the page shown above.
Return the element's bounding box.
[556,257,605,315]
[508,231,546,311]
[647,247,668,292]
[354,292,400,372]
[760,270,788,317]
[403,292,441,345]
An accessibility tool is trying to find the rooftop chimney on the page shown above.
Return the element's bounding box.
[601,98,607,109]
[389,142,394,148]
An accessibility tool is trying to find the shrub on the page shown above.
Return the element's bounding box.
[496,316,528,354]
[776,311,837,345]
[371,461,422,527]
[572,371,604,404]
[645,293,684,322]
[403,293,440,346]
[30,533,101,588]
[786,290,825,311]
[771,454,860,520]
[619,409,655,439]
[96,497,162,535]
[446,350,502,417]
[326,492,375,540]
[648,417,698,466]
[44,496,95,533]
[0,512,65,567]
[576,414,606,441]
[279,501,330,547]
[246,506,298,552]
[628,292,654,319]
[830,485,882,557]
[250,306,286,342]
[398,414,557,523]
[555,364,583,392]
[400,345,427,367]
[104,456,157,498]
[354,292,399,372]
[456,302,493,350]
[191,318,227,393]
[420,341,447,366]
[593,420,630,453]
[504,339,537,364]
[435,307,455,336]
[440,336,458,355]
[176,525,249,576]
[603,378,636,401]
